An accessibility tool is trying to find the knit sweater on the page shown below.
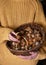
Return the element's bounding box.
[0,0,46,63]
[0,0,46,43]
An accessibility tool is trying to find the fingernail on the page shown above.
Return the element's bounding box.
[12,31,17,36]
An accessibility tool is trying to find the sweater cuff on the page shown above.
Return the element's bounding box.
[0,27,13,43]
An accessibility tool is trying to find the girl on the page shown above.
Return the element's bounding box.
[0,0,46,65]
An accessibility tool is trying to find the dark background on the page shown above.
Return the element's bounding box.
[40,0,46,17]
[37,0,46,65]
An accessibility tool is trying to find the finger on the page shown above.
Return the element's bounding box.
[12,31,19,36]
[9,34,20,42]
[11,31,17,36]
[17,55,34,60]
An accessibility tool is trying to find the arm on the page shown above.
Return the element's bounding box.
[34,0,46,60]
[34,0,46,27]
[0,26,13,43]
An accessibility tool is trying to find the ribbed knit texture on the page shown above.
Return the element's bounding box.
[0,1,46,65]
[0,0,46,29]
[0,0,37,29]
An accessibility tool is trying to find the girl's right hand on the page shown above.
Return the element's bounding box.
[8,31,20,43]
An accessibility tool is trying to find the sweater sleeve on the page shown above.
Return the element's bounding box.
[0,3,13,44]
[0,26,13,43]
[34,0,46,60]
[34,0,46,27]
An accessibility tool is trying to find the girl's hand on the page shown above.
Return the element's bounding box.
[9,31,20,43]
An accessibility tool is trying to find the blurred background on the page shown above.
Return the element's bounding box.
[37,0,46,65]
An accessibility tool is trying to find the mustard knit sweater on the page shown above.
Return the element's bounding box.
[0,0,46,65]
[0,0,46,43]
